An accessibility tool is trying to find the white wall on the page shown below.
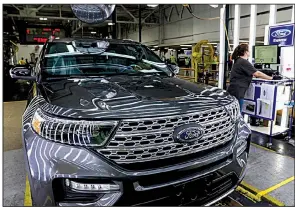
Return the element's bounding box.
[16,44,43,63]
[125,5,293,46]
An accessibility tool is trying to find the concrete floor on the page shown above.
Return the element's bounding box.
[3,101,26,151]
[3,101,295,206]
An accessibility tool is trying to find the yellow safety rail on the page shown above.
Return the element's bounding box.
[178,67,198,83]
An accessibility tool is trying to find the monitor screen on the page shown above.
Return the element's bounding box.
[253,45,279,64]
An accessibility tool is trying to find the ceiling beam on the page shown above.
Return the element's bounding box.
[6,13,159,25]
[142,7,159,23]
[11,5,21,11]
[36,5,45,11]
[72,22,84,34]
[120,5,137,22]
[29,4,45,15]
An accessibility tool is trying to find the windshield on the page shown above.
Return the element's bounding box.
[42,41,171,79]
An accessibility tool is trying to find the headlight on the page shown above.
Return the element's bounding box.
[31,109,118,147]
[225,99,241,122]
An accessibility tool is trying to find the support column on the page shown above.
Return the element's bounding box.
[112,7,117,39]
[269,5,277,25]
[292,5,294,23]
[248,5,257,63]
[158,5,163,45]
[117,23,121,39]
[218,5,226,89]
[223,4,230,90]
[138,4,142,42]
[233,5,240,49]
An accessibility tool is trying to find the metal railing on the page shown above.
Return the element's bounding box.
[177,67,198,83]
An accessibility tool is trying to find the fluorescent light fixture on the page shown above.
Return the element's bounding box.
[168,48,173,50]
[39,17,47,20]
[181,48,188,50]
[180,45,191,47]
[108,22,115,25]
[147,4,158,7]
[154,45,159,48]
[210,5,219,8]
[151,48,155,51]
[165,47,169,49]
[91,31,97,34]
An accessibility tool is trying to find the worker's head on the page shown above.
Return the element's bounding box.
[232,44,249,60]
[21,57,24,60]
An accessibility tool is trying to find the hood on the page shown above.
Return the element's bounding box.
[40,75,234,119]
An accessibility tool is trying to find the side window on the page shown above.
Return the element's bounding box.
[144,47,162,63]
[32,45,45,76]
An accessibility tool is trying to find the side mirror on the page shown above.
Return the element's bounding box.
[168,64,180,75]
[9,66,36,81]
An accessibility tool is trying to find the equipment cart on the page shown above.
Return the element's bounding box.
[242,78,294,147]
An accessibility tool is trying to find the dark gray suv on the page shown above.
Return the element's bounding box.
[10,38,251,206]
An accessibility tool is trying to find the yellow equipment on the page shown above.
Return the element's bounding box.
[191,40,216,82]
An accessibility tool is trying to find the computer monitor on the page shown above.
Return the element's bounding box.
[253,45,280,64]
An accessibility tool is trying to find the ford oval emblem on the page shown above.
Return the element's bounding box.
[173,123,205,143]
[271,29,291,38]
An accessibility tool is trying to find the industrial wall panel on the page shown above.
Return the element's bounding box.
[126,5,294,45]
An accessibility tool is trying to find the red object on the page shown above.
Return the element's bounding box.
[286,68,291,71]
[43,28,52,31]
[33,37,47,43]
[26,29,30,34]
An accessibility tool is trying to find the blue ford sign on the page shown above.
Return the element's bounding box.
[269,24,294,46]
[173,123,205,143]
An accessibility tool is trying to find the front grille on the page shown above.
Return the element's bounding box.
[98,106,235,164]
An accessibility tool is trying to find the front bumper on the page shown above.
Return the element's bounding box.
[23,117,251,206]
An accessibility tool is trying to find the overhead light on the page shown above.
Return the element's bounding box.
[91,31,97,34]
[39,17,47,20]
[180,45,191,47]
[154,45,159,48]
[165,47,169,49]
[151,48,155,51]
[209,5,219,8]
[108,22,115,25]
[181,48,188,50]
[147,4,158,7]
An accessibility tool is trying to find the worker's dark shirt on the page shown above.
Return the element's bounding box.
[227,57,257,99]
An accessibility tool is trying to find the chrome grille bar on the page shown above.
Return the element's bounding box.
[97,105,237,164]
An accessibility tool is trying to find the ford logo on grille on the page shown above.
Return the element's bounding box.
[271,29,291,38]
[173,123,205,143]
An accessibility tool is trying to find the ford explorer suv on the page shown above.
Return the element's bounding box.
[10,38,251,206]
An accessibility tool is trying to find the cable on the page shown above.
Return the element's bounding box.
[183,5,232,51]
